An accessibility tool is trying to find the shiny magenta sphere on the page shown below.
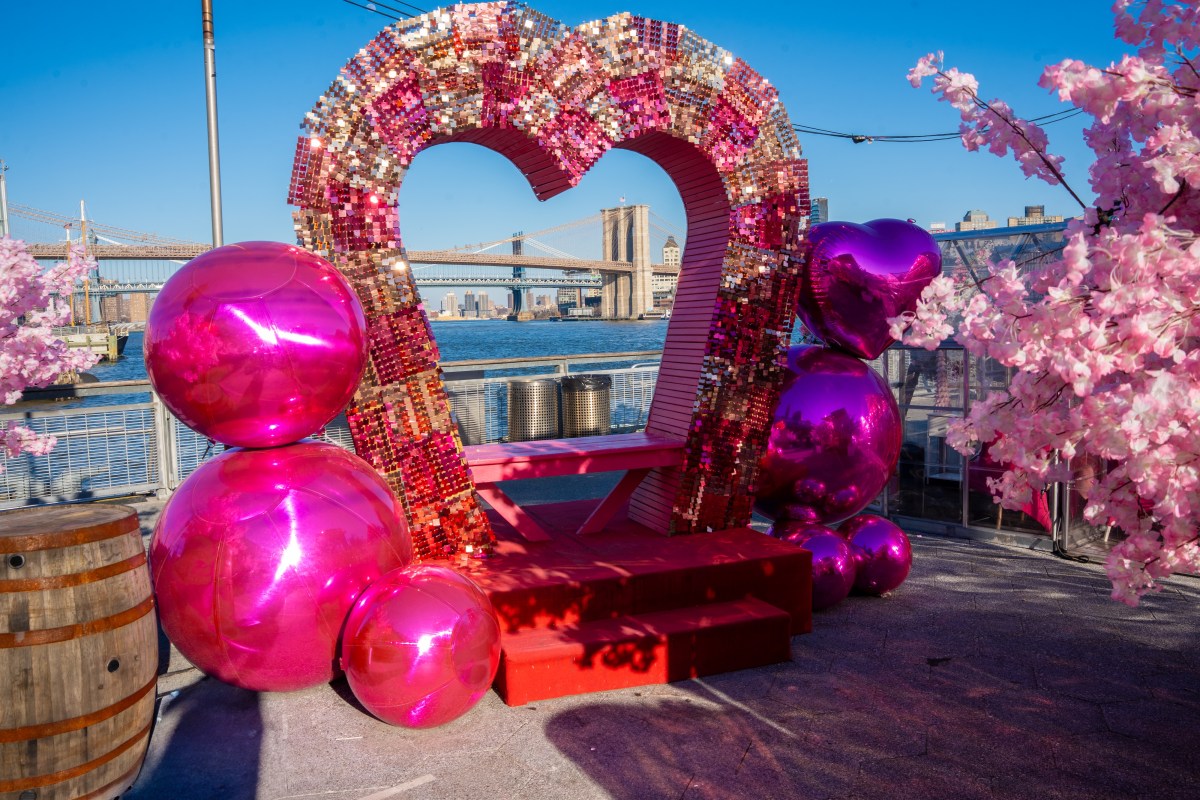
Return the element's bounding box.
[342,565,501,729]
[150,441,412,692]
[756,345,902,525]
[770,521,857,611]
[145,241,367,449]
[839,515,913,596]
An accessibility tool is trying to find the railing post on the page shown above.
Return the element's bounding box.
[152,390,177,498]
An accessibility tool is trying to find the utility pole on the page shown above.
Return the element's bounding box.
[201,0,224,247]
[0,160,10,238]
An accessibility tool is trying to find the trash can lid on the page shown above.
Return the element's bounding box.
[561,374,613,390]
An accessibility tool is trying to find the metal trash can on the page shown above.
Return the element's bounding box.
[507,378,560,442]
[561,374,612,437]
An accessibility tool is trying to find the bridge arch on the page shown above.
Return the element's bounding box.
[290,2,808,557]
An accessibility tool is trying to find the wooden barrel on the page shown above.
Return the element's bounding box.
[1,505,157,800]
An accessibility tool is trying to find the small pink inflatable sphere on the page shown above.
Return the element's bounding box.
[145,241,368,449]
[342,565,501,729]
[150,441,412,692]
[839,515,913,596]
[770,521,857,611]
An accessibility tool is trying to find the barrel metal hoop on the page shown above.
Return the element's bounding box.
[72,758,145,800]
[0,674,157,743]
[0,720,152,792]
[0,551,148,593]
[0,517,140,554]
[0,595,155,649]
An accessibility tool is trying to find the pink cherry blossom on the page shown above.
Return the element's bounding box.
[894,1,1200,604]
[2,237,100,461]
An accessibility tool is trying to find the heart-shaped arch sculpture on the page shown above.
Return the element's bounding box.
[291,2,808,559]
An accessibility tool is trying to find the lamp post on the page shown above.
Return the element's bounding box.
[201,0,224,247]
[0,160,10,238]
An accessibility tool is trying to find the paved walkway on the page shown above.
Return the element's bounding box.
[123,498,1200,800]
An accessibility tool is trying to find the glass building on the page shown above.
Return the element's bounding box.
[867,221,1113,557]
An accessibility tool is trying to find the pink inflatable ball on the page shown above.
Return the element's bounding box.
[768,521,856,611]
[145,241,367,449]
[150,441,412,693]
[342,565,501,729]
[839,515,913,596]
[755,345,902,525]
[767,519,832,545]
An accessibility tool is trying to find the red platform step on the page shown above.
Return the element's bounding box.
[494,598,793,706]
[457,499,812,705]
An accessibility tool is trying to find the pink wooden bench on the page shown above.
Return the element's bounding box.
[464,432,685,541]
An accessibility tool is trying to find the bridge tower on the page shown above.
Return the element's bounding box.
[511,231,524,314]
[600,205,653,319]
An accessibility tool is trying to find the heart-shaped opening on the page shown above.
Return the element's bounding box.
[397,140,689,329]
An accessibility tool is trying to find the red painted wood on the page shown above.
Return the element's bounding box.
[466,499,813,633]
[493,599,792,705]
[462,433,685,540]
[464,433,683,482]
[473,485,552,542]
[577,468,652,535]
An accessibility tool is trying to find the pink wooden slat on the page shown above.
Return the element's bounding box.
[463,433,684,483]
[474,484,552,542]
[577,468,653,535]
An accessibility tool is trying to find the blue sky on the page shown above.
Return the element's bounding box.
[1,1,1126,263]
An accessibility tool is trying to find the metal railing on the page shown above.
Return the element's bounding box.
[0,351,661,509]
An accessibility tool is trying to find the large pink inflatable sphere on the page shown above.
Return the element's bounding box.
[756,345,902,525]
[145,241,367,449]
[840,514,913,596]
[150,441,412,692]
[342,565,501,729]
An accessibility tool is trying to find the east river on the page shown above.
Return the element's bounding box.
[87,319,673,386]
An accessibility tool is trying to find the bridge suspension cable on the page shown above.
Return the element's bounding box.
[9,203,207,247]
[648,211,685,241]
[445,213,604,253]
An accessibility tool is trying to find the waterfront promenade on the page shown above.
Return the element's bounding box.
[123,483,1200,800]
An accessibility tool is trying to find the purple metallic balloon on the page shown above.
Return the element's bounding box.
[839,515,913,596]
[145,241,368,449]
[150,441,412,692]
[768,519,832,544]
[798,219,941,360]
[770,522,856,611]
[756,345,902,525]
[342,565,501,729]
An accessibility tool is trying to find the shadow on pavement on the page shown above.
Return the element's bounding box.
[127,679,263,800]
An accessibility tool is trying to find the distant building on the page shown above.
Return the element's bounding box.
[956,210,998,232]
[662,236,681,267]
[1007,205,1064,227]
[557,288,582,311]
[440,292,459,318]
[810,197,829,227]
[928,222,948,233]
[128,293,152,324]
[463,289,477,318]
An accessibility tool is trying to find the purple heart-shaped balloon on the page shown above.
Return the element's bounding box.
[798,219,941,360]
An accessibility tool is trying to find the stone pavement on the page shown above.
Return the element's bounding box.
[123,497,1200,800]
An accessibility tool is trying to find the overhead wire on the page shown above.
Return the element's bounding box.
[339,1,405,23]
[794,108,1085,144]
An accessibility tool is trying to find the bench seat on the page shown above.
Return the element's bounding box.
[464,432,685,541]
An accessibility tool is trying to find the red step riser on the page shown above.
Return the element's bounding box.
[494,601,793,706]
